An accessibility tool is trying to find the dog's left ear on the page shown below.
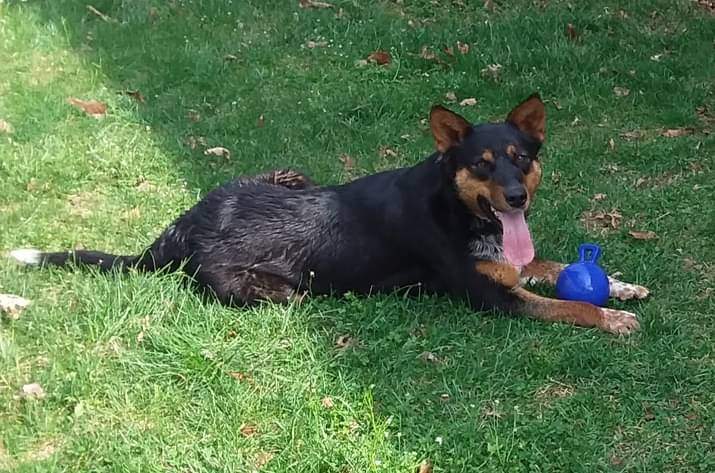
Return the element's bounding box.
[506,93,546,143]
[430,105,473,153]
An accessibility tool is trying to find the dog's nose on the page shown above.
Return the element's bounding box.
[504,187,527,208]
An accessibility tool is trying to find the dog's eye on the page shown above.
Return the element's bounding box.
[470,161,491,173]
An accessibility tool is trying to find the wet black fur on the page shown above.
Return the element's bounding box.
[33,107,543,314]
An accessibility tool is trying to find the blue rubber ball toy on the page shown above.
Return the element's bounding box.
[555,243,610,306]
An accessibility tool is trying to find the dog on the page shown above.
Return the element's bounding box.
[9,94,649,334]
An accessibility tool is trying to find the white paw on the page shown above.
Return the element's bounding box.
[609,278,650,301]
[599,308,640,335]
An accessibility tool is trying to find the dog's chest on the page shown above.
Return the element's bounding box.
[467,219,504,262]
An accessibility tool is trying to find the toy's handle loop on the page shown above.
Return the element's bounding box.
[578,243,602,263]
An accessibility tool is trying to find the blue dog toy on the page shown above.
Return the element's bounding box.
[555,243,610,306]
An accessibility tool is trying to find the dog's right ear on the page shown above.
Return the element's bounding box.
[430,106,473,153]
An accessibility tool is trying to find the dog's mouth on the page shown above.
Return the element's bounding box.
[477,196,535,267]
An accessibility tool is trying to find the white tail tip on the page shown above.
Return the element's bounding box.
[9,249,42,265]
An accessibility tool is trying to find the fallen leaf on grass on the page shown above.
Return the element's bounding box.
[695,0,715,14]
[660,128,694,138]
[480,63,502,81]
[257,114,265,128]
[565,23,578,41]
[419,351,441,363]
[184,135,207,150]
[339,154,355,172]
[483,0,495,11]
[592,193,607,201]
[444,91,457,102]
[299,0,333,8]
[204,147,231,159]
[419,46,437,61]
[227,371,253,383]
[613,86,630,97]
[0,119,13,134]
[20,383,46,400]
[608,138,616,150]
[620,130,643,140]
[367,50,391,65]
[535,382,575,403]
[240,424,258,437]
[379,146,398,158]
[644,405,656,421]
[418,460,434,473]
[459,97,478,106]
[335,334,356,349]
[67,97,107,118]
[123,90,145,103]
[321,396,335,409]
[187,109,201,122]
[581,209,623,233]
[0,294,31,320]
[456,41,469,54]
[254,451,274,469]
[306,40,328,48]
[443,46,454,57]
[628,230,657,240]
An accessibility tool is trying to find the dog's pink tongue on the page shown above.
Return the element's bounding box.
[497,210,535,267]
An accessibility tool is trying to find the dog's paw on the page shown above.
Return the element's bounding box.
[598,308,640,335]
[609,278,650,301]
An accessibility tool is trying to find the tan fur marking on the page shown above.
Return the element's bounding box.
[524,160,542,202]
[506,144,517,157]
[482,149,494,162]
[521,259,565,285]
[454,168,490,217]
[476,261,520,288]
[512,288,639,334]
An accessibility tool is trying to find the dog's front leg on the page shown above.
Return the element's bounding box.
[474,261,640,334]
[520,259,650,301]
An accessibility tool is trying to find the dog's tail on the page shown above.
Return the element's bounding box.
[9,226,187,273]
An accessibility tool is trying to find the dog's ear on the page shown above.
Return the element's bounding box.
[430,106,473,153]
[506,93,546,143]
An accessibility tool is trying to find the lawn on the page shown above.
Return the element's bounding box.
[0,0,713,471]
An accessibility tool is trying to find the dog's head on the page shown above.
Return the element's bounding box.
[430,94,546,266]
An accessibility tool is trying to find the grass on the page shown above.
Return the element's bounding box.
[0,0,713,471]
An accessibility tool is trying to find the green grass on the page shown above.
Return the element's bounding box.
[1,0,713,471]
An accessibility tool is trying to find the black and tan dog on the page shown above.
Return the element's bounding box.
[10,95,649,334]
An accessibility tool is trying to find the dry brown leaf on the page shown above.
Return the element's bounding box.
[480,63,502,81]
[592,193,607,201]
[335,334,356,349]
[419,46,437,61]
[306,40,328,48]
[20,383,46,400]
[644,405,656,421]
[439,393,450,402]
[535,382,575,403]
[187,109,201,122]
[254,451,274,469]
[460,97,478,107]
[620,130,643,140]
[695,0,715,14]
[0,294,31,320]
[445,91,457,102]
[227,371,252,382]
[367,50,391,65]
[565,23,578,41]
[628,230,657,240]
[660,127,694,138]
[204,147,231,159]
[418,460,434,473]
[67,97,107,118]
[257,114,265,128]
[299,0,333,8]
[613,86,630,97]
[240,424,258,437]
[321,396,335,409]
[379,146,398,158]
[419,351,441,363]
[608,138,616,150]
[124,90,145,103]
[0,119,13,134]
[456,41,469,54]
[443,46,454,57]
[339,154,355,171]
[581,209,623,232]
